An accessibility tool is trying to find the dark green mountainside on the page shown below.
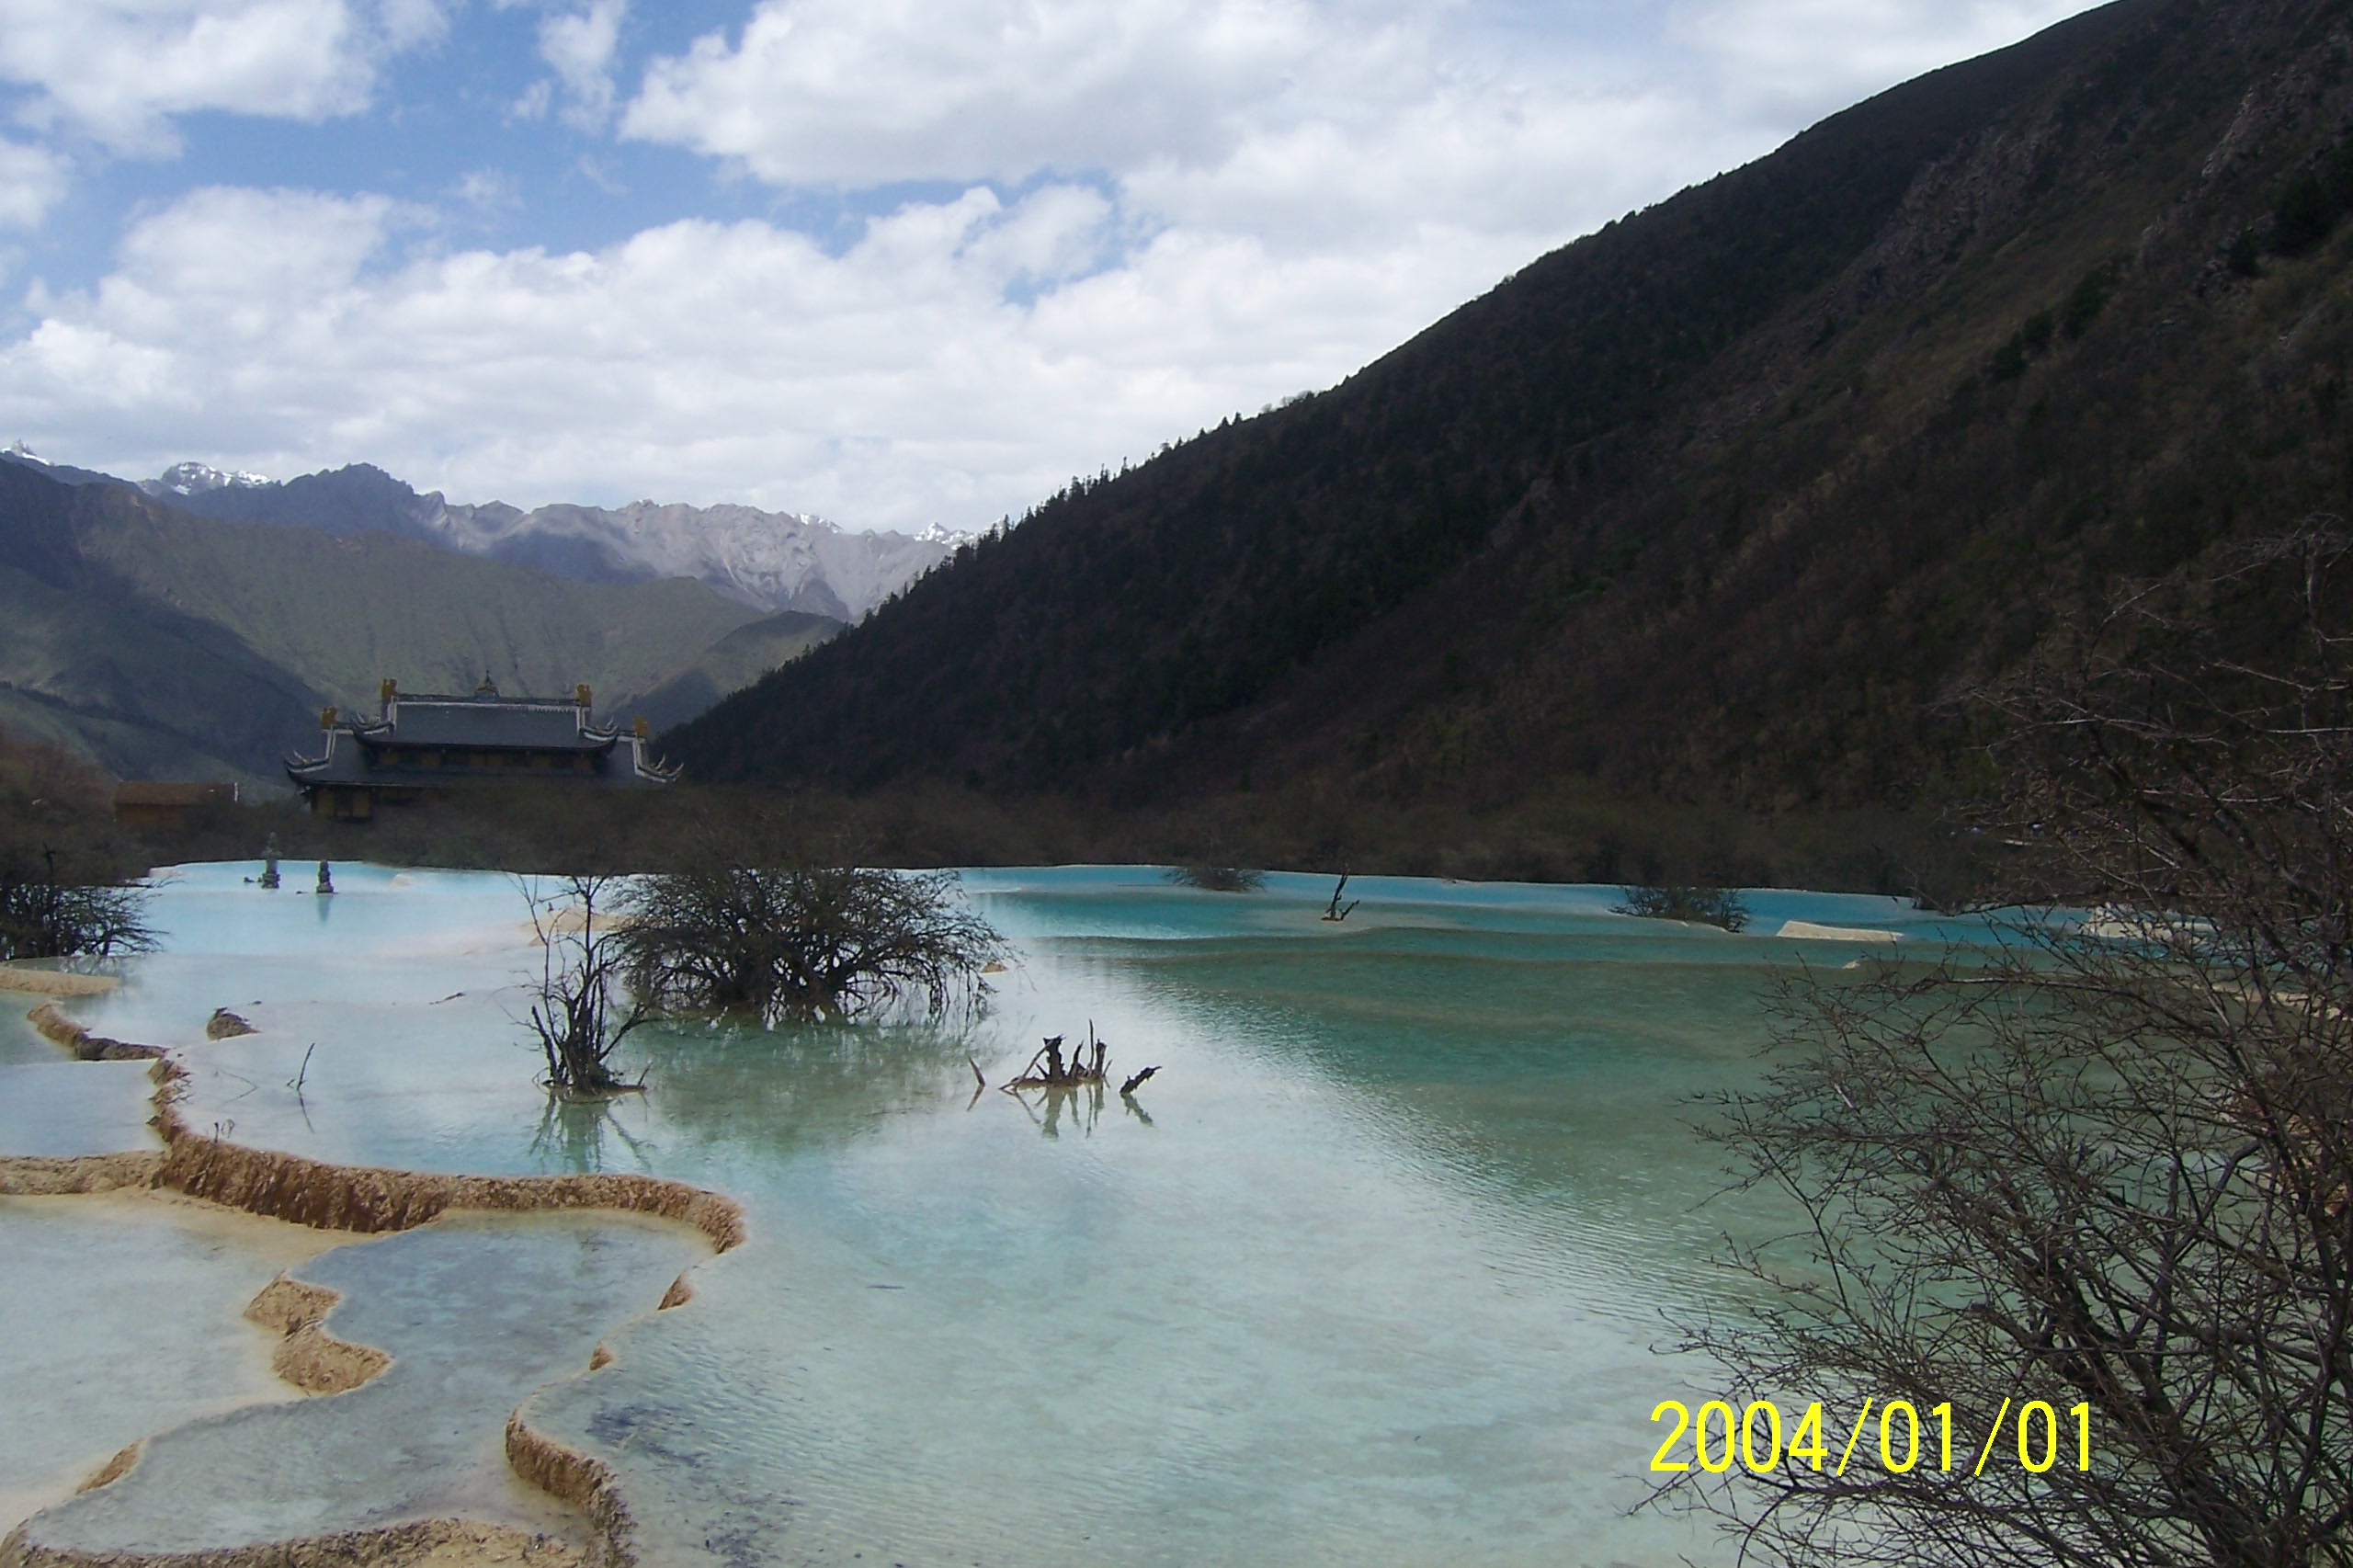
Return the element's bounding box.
[677,0,2353,831]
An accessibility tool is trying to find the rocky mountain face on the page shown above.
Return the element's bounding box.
[671,0,2353,838]
[131,460,959,621]
[417,494,959,621]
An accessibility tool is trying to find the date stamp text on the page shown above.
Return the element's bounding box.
[1650,1398,2093,1477]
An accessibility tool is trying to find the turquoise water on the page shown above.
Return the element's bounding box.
[5,864,1991,1566]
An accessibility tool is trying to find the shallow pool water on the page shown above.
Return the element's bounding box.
[0,1195,319,1532]
[0,1060,159,1155]
[6,864,1995,1566]
[21,1210,703,1560]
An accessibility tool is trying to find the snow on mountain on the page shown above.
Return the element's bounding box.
[2,442,142,488]
[143,461,273,497]
[136,460,963,622]
[422,496,961,621]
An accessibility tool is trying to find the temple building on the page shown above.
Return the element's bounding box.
[285,676,678,820]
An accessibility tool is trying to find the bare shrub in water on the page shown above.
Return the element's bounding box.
[620,812,1005,1024]
[522,874,647,1096]
[1615,882,1748,931]
[1670,530,2353,1568]
[0,868,153,960]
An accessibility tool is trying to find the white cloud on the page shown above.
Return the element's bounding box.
[620,0,1330,186]
[608,0,1784,281]
[509,77,553,121]
[0,138,67,228]
[616,0,2111,200]
[0,0,435,155]
[373,0,448,51]
[539,0,627,130]
[0,0,2120,528]
[1668,0,2106,120]
[0,182,1536,527]
[455,167,521,211]
[1122,80,1753,256]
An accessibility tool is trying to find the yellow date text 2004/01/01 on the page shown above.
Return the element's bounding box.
[1649,1397,2092,1478]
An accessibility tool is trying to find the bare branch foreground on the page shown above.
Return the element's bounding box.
[1674,530,2353,1568]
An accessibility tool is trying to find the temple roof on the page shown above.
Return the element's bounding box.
[349,696,613,752]
[284,685,678,791]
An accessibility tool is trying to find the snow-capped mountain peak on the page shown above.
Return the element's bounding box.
[150,460,273,496]
[416,495,956,621]
[98,457,968,623]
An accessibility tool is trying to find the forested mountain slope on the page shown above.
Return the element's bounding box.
[676,0,2353,821]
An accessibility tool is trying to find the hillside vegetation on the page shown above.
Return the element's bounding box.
[675,0,2353,869]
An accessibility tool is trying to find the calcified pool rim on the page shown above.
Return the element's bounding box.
[0,994,742,1568]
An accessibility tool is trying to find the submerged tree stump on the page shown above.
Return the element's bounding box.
[1003,1025,1159,1096]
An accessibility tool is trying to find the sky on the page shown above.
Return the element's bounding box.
[0,0,2107,531]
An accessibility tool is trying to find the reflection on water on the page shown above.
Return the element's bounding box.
[2,864,1985,1567]
[532,1092,656,1172]
[1006,1078,1108,1136]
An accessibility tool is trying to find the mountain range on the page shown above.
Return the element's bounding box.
[126,458,961,621]
[671,0,2353,866]
[0,457,844,786]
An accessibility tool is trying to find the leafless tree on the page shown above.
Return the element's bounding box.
[618,811,1005,1024]
[521,874,648,1096]
[1323,870,1359,922]
[1673,529,2353,1568]
[0,859,153,960]
[0,732,152,960]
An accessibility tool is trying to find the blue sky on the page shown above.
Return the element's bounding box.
[0,0,2104,529]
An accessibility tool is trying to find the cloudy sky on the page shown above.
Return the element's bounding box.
[0,0,2103,529]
